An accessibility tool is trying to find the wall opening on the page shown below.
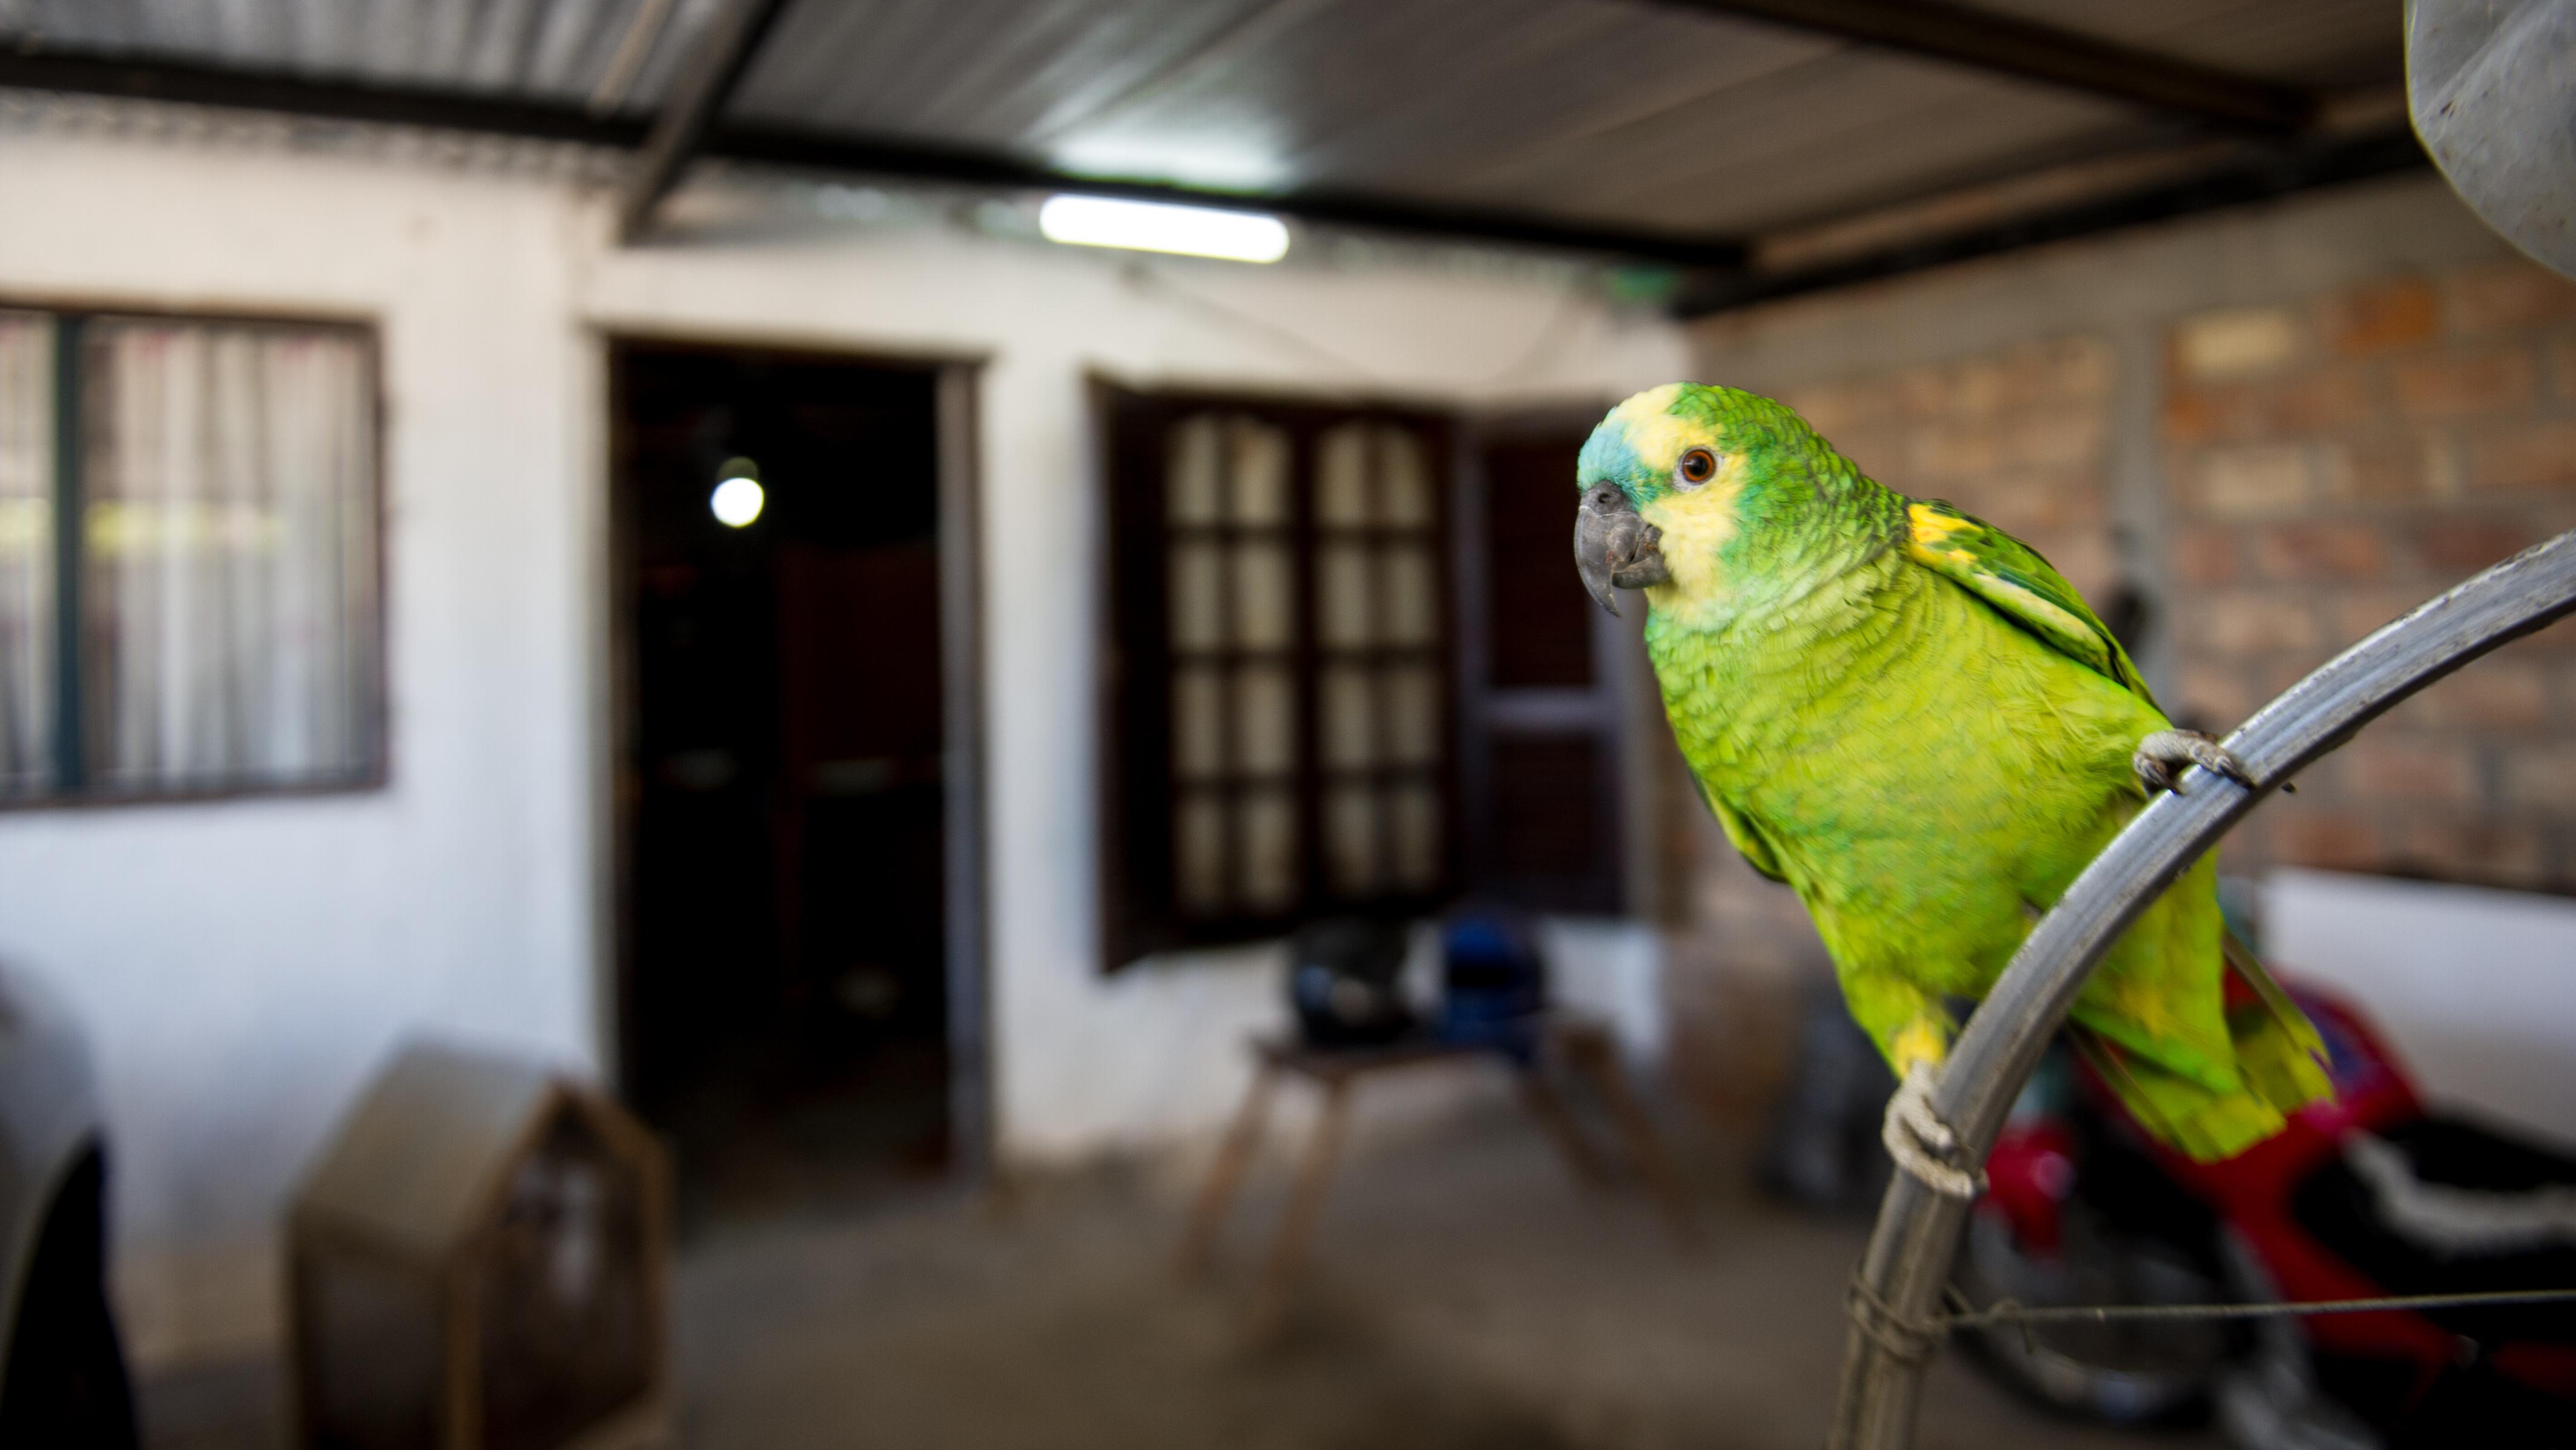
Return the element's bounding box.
[607,338,980,1224]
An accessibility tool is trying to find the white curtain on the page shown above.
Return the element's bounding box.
[0,313,51,796]
[82,321,378,793]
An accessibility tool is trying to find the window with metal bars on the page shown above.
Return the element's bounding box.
[0,305,383,805]
[1097,384,1456,967]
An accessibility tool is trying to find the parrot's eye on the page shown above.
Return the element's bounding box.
[1674,447,1718,488]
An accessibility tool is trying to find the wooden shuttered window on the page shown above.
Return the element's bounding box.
[1098,385,1459,968]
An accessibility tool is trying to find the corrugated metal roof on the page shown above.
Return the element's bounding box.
[1,0,727,103]
[0,0,2405,241]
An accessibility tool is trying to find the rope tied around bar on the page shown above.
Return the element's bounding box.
[1843,1276,1944,1366]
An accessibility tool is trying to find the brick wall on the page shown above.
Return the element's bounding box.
[1775,335,2121,601]
[2164,258,2576,893]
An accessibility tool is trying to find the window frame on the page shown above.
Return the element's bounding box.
[0,294,390,812]
[1094,380,1464,970]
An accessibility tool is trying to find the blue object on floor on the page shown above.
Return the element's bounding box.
[1439,911,1548,1061]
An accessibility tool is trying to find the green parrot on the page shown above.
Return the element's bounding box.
[1571,383,2330,1192]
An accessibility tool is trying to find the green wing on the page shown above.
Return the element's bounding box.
[1904,499,2157,709]
[1693,774,1787,883]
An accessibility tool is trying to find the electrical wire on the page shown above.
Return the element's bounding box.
[1944,1285,2576,1329]
[1852,1273,2576,1357]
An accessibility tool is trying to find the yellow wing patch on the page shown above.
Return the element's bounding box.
[1903,498,2149,702]
[1905,503,1991,575]
[1906,501,1973,547]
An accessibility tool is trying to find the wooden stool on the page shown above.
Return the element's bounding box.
[1174,1013,1698,1333]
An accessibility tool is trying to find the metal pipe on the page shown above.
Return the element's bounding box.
[1828,527,2576,1450]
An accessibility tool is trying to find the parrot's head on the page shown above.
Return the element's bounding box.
[1572,382,1846,620]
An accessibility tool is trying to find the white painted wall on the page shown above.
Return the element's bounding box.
[0,116,1687,1361]
[2266,868,2576,1152]
[0,126,600,1364]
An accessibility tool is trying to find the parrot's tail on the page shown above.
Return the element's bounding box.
[2074,938,2333,1162]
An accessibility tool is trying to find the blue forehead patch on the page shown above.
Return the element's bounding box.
[1577,420,1646,498]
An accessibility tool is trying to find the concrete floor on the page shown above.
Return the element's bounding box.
[140,1098,2224,1450]
[666,1099,2219,1450]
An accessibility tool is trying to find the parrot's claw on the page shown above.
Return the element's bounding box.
[2134,729,2255,796]
[1883,1064,1983,1199]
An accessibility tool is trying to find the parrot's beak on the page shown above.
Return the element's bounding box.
[1573,484,1671,616]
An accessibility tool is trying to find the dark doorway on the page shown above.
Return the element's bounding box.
[1459,415,1635,915]
[610,339,973,1224]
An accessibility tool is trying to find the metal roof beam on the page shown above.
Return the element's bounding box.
[1651,0,2316,133]
[712,125,1749,267]
[1677,127,2426,317]
[614,0,794,243]
[0,43,1744,268]
[0,44,649,147]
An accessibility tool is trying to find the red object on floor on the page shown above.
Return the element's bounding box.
[1977,980,2576,1431]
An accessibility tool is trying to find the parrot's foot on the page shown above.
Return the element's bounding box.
[1883,1064,1983,1199]
[2134,729,2255,796]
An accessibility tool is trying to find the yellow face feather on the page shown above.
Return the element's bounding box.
[1604,389,1753,613]
[1643,462,1750,608]
[1602,384,1692,466]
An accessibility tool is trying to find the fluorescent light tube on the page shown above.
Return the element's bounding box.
[1039,194,1289,263]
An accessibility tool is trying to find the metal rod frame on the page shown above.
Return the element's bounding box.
[1830,528,2576,1450]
